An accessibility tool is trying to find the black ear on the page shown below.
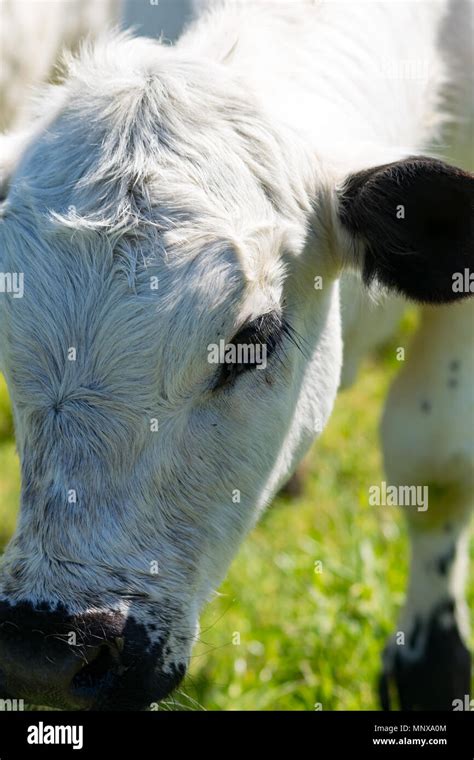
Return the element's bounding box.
[338,157,474,303]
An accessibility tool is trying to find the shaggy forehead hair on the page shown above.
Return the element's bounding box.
[6,31,313,246]
[0,31,315,420]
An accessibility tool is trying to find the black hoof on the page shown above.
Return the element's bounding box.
[379,601,472,710]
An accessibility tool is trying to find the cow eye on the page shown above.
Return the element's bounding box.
[211,312,287,391]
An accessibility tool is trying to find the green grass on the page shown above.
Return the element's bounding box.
[0,310,472,711]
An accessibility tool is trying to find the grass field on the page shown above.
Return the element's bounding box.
[0,310,472,711]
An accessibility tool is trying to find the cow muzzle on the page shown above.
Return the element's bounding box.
[0,601,185,710]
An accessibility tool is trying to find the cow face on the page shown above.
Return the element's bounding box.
[0,35,472,710]
[0,36,343,710]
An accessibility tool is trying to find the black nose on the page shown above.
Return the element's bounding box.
[0,601,125,709]
[0,600,184,710]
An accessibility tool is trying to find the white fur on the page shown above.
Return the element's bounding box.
[0,0,471,695]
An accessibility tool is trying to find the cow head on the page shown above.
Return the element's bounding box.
[0,35,472,709]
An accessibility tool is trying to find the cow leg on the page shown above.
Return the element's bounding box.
[379,300,473,710]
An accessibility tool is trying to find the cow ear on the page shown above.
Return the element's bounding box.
[337,157,474,303]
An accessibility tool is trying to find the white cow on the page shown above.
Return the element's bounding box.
[0,0,472,711]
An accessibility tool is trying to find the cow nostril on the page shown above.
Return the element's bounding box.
[0,603,136,708]
[71,644,116,695]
